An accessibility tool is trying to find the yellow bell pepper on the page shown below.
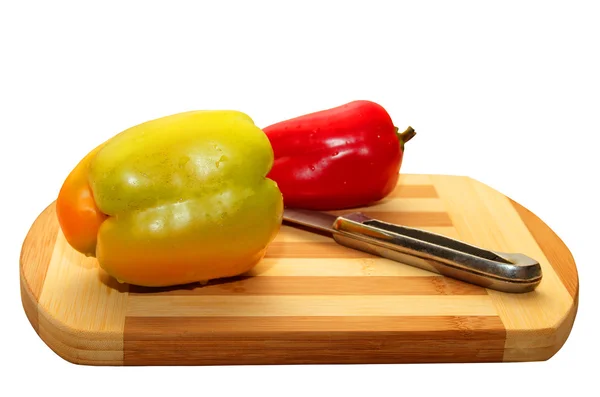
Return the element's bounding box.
[56,110,284,287]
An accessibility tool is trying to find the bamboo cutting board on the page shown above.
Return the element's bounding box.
[20,174,578,365]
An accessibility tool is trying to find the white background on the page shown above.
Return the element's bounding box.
[1,1,597,396]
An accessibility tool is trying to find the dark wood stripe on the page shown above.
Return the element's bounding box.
[509,198,578,298]
[128,276,488,296]
[125,315,504,337]
[388,184,439,198]
[20,202,59,300]
[123,316,506,365]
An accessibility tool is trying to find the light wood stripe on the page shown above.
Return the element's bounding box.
[128,276,487,296]
[265,242,373,258]
[126,295,498,317]
[38,322,122,365]
[281,211,452,230]
[273,224,458,243]
[248,258,445,277]
[349,211,453,226]
[327,198,446,213]
[37,230,129,363]
[503,297,578,362]
[20,203,59,301]
[388,184,438,198]
[398,174,433,185]
[37,307,123,348]
[282,211,453,228]
[273,225,332,243]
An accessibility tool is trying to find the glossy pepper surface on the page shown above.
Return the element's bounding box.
[263,100,415,210]
[56,110,284,287]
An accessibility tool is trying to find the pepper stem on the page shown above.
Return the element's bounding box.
[395,126,416,143]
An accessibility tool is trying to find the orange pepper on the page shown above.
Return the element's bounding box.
[56,142,108,257]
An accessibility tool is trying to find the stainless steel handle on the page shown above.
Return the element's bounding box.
[331,212,542,293]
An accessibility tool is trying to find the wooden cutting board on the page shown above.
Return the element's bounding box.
[20,174,579,365]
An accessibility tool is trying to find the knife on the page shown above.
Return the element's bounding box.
[282,208,542,293]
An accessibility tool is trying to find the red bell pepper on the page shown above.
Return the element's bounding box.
[263,100,415,210]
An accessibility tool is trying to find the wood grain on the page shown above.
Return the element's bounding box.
[325,211,453,227]
[20,273,39,334]
[388,184,438,198]
[124,316,506,365]
[36,231,129,364]
[510,198,579,298]
[430,175,577,362]
[272,226,458,243]
[128,276,488,296]
[19,174,579,365]
[327,198,446,213]
[246,257,450,277]
[19,203,59,301]
[125,295,498,317]
[124,315,503,337]
[265,242,375,258]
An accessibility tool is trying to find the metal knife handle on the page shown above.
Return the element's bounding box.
[331,212,542,293]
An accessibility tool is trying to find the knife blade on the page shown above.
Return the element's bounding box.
[282,208,542,293]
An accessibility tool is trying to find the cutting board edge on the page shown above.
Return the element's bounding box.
[18,174,580,365]
[505,195,579,362]
[20,269,577,366]
[19,268,122,366]
[505,289,579,363]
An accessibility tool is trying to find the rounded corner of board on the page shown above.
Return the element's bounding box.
[34,309,124,366]
[20,273,124,367]
[504,293,579,363]
[508,196,579,298]
[19,277,86,366]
